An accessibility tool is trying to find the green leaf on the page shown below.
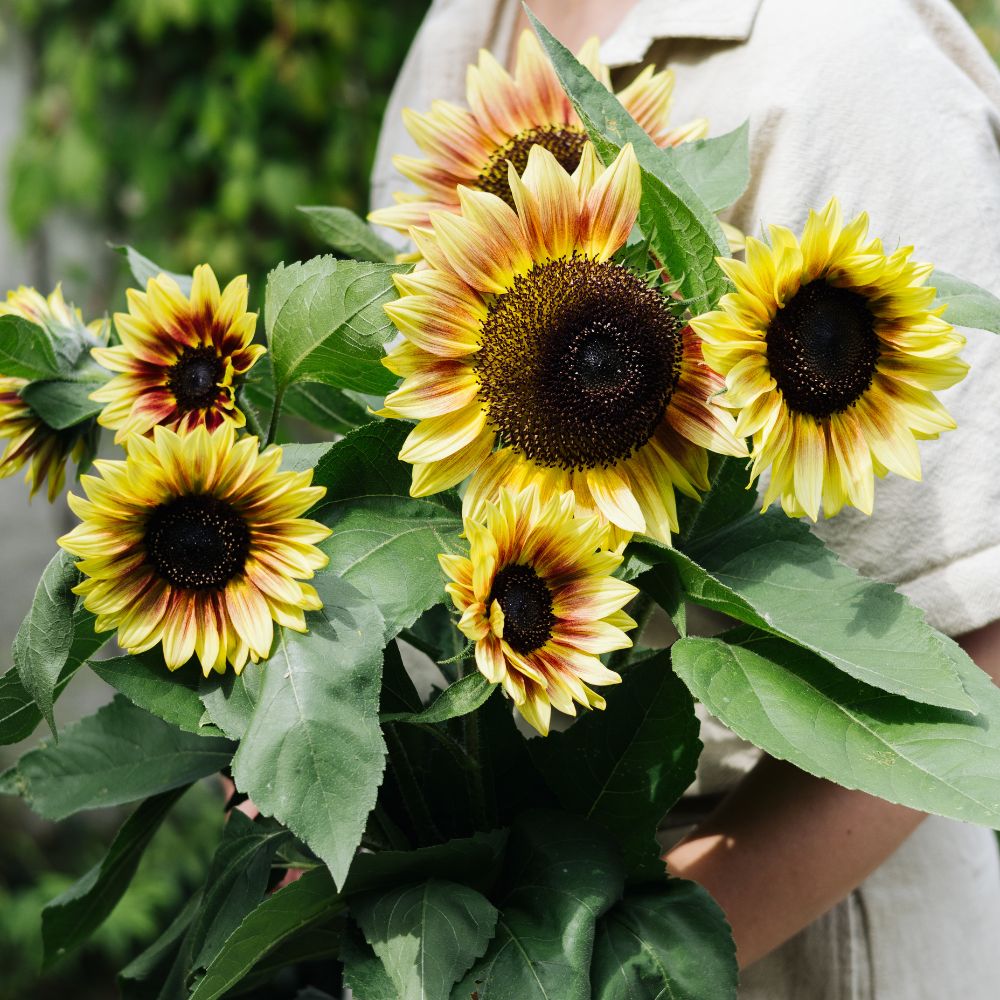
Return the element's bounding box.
[672,630,1000,827]
[119,892,203,1000]
[13,550,81,734]
[354,879,498,1000]
[20,354,110,429]
[455,811,626,1000]
[188,868,344,1000]
[91,652,217,735]
[531,653,701,876]
[11,695,234,819]
[528,12,729,313]
[668,121,751,213]
[113,244,193,295]
[381,640,424,716]
[383,673,496,725]
[199,660,266,741]
[41,786,187,964]
[676,453,756,548]
[933,270,1000,334]
[0,313,63,380]
[591,880,737,1000]
[642,510,977,712]
[266,255,405,396]
[342,923,398,1000]
[233,925,342,996]
[311,421,465,639]
[231,574,386,889]
[189,811,291,972]
[299,205,397,263]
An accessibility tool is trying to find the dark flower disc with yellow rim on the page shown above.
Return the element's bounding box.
[0,286,104,502]
[369,29,706,241]
[58,424,331,675]
[378,142,746,544]
[440,484,637,736]
[91,264,265,444]
[691,198,968,520]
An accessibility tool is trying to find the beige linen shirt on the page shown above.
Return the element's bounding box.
[371,3,1000,995]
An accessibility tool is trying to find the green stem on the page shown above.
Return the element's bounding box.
[239,387,265,440]
[384,724,440,844]
[265,385,286,446]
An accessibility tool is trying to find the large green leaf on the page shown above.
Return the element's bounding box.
[454,811,625,1000]
[672,630,1000,827]
[41,786,187,964]
[265,255,404,396]
[590,880,737,1000]
[299,205,397,263]
[188,812,291,973]
[933,270,1000,335]
[188,868,344,1000]
[119,893,202,1000]
[311,421,464,639]
[531,653,701,876]
[341,923,398,1000]
[9,696,234,819]
[0,313,64,380]
[230,574,386,889]
[640,510,977,712]
[354,879,499,1000]
[528,13,729,313]
[20,354,110,429]
[383,673,496,725]
[199,660,266,741]
[669,122,751,213]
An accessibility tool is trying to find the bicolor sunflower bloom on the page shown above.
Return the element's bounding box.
[58,424,330,675]
[369,28,706,238]
[0,286,102,502]
[91,264,265,444]
[440,485,636,736]
[690,198,968,520]
[378,142,746,544]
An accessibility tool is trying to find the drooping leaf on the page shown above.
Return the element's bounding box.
[531,652,700,875]
[354,879,499,1000]
[299,205,397,263]
[528,13,729,313]
[590,880,738,1000]
[231,574,386,888]
[119,892,202,1000]
[188,868,344,1000]
[310,421,464,639]
[199,660,267,741]
[10,696,234,819]
[266,255,405,396]
[113,244,194,294]
[933,270,1000,335]
[668,121,751,213]
[454,810,626,1000]
[20,356,110,429]
[91,652,217,736]
[41,786,187,964]
[672,630,1000,827]
[637,510,977,712]
[233,926,342,996]
[383,673,496,725]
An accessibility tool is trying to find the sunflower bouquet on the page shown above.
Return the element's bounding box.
[3,14,1000,1000]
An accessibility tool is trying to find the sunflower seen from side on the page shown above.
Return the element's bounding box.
[440,485,636,736]
[369,28,706,238]
[0,286,103,501]
[379,142,746,545]
[691,198,968,520]
[59,424,330,675]
[91,264,265,444]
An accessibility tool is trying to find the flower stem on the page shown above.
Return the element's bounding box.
[265,385,285,446]
[239,387,266,441]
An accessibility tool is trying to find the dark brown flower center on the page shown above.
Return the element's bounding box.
[475,256,683,470]
[767,280,880,418]
[168,346,224,411]
[476,125,588,208]
[145,494,249,590]
[488,563,554,654]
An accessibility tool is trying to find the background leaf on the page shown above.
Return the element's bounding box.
[668,121,751,213]
[383,673,496,725]
[230,574,386,888]
[590,880,737,1000]
[113,244,194,294]
[933,269,1000,334]
[341,923,398,1000]
[20,355,110,430]
[0,313,64,380]
[299,205,397,263]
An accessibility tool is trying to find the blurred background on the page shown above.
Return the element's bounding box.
[0,1,995,996]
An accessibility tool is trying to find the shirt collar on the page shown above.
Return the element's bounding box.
[600,0,764,67]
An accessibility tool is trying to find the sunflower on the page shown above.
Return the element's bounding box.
[0,286,102,502]
[440,485,636,736]
[369,28,706,239]
[91,264,265,444]
[378,142,746,545]
[58,423,330,675]
[690,198,968,520]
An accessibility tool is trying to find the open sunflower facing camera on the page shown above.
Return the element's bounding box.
[59,423,330,675]
[691,198,968,520]
[379,142,745,545]
[369,28,706,238]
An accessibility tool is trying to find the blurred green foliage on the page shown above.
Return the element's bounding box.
[6,0,429,304]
